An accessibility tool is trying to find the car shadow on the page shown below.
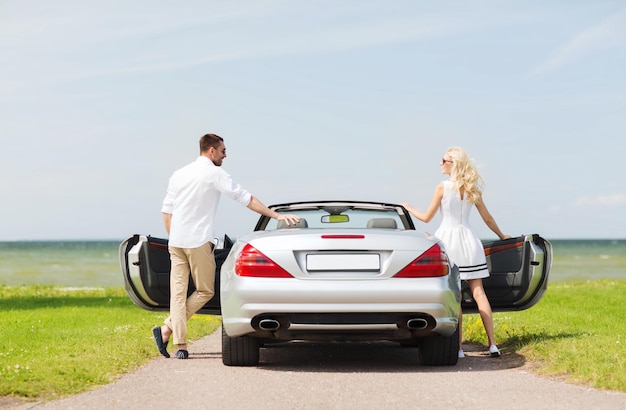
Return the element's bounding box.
[255,341,527,373]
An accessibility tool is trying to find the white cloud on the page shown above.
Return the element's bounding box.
[575,194,626,207]
[530,8,626,75]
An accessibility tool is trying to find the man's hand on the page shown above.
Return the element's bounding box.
[248,197,301,226]
[162,212,172,235]
[276,214,301,226]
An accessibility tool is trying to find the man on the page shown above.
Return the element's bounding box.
[152,133,299,359]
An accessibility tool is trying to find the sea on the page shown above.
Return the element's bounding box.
[0,239,624,287]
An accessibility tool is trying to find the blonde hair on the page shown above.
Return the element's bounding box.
[446,146,484,204]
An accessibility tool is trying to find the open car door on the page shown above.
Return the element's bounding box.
[462,234,552,313]
[119,234,232,315]
[120,233,551,315]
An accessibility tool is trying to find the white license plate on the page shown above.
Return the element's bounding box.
[306,254,380,272]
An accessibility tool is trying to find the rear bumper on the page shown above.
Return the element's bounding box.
[221,276,460,341]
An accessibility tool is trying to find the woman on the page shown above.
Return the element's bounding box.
[402,147,510,358]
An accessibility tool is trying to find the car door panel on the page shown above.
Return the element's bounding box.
[461,234,552,313]
[120,235,227,315]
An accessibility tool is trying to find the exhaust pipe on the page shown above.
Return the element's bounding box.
[258,319,280,331]
[406,318,428,330]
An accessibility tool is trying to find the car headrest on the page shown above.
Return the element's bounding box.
[277,218,308,229]
[366,218,397,229]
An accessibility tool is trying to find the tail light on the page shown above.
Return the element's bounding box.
[394,244,450,278]
[235,244,294,278]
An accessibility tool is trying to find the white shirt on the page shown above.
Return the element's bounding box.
[161,156,252,248]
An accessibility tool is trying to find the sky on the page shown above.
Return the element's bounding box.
[1,1,625,241]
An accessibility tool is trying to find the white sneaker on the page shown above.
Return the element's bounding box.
[458,350,465,358]
[489,345,501,357]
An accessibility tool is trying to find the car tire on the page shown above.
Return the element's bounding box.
[418,325,459,366]
[221,326,260,366]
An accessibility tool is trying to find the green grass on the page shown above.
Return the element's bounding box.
[1,281,624,402]
[0,286,220,401]
[463,279,626,391]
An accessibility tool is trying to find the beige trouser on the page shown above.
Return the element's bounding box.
[164,241,215,346]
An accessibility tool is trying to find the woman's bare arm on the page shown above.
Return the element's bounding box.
[402,183,444,223]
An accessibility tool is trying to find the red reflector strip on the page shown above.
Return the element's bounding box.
[321,235,365,239]
[484,241,523,256]
[149,241,168,250]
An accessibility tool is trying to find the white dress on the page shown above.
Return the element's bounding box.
[434,180,489,280]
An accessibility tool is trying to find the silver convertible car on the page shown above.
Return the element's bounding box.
[119,200,552,367]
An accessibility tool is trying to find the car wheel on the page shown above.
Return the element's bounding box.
[221,326,260,366]
[418,326,459,366]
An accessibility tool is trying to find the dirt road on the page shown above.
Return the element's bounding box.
[8,329,626,409]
